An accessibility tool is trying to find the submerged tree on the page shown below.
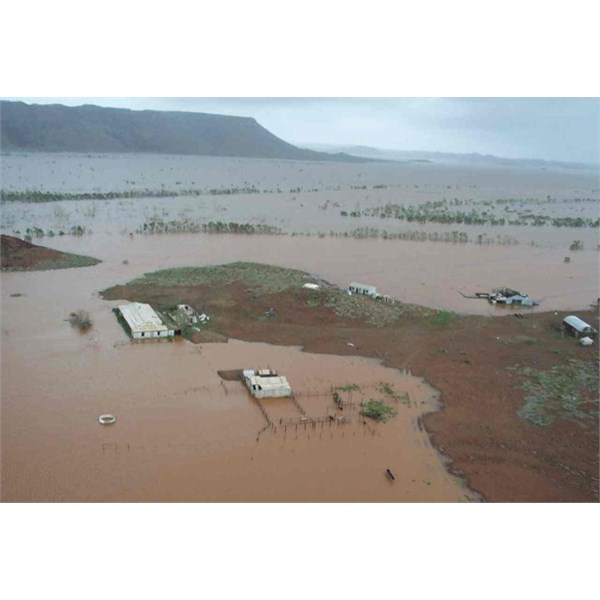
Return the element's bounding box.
[68,309,93,331]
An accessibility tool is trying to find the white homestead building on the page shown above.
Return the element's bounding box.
[349,282,378,298]
[118,302,175,339]
[243,369,292,398]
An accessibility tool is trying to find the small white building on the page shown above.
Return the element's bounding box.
[243,369,292,398]
[349,282,378,298]
[118,302,175,339]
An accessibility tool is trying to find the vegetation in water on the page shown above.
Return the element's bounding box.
[336,383,360,393]
[569,240,584,251]
[68,309,93,331]
[340,198,600,229]
[360,399,397,422]
[135,219,283,235]
[377,382,411,405]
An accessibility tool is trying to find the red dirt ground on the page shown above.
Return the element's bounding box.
[1,234,100,271]
[103,281,600,502]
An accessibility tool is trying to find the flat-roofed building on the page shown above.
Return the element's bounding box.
[117,302,175,339]
[348,282,378,298]
[242,369,292,398]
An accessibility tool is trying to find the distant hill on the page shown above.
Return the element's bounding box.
[302,143,598,171]
[0,101,365,163]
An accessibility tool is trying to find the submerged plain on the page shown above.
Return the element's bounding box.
[1,153,598,502]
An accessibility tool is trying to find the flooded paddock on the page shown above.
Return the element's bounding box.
[1,152,598,502]
[2,153,598,248]
[6,231,597,315]
[0,283,471,501]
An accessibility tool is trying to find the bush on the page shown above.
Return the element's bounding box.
[429,310,459,327]
[569,240,584,251]
[68,309,92,331]
[360,399,397,422]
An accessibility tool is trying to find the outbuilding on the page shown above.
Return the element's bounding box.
[117,302,175,339]
[348,282,378,298]
[562,315,597,339]
[243,369,292,398]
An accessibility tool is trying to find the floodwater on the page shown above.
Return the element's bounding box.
[2,153,599,248]
[14,232,600,315]
[0,266,471,501]
[1,153,598,501]
[2,152,598,315]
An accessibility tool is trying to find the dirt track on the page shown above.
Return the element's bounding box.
[103,277,600,503]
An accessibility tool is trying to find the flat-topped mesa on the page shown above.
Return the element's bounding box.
[0,100,367,162]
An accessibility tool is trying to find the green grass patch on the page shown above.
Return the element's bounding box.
[1,252,100,272]
[512,359,599,427]
[360,399,397,422]
[377,382,411,405]
[323,289,406,327]
[427,310,459,328]
[336,383,360,393]
[122,262,316,295]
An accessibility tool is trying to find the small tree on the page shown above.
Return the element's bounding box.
[68,309,92,331]
[360,400,397,423]
[569,240,584,251]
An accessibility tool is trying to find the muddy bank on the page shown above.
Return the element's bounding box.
[101,263,599,502]
[0,234,100,271]
[226,312,600,502]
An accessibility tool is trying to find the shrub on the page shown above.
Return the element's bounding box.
[569,240,584,251]
[68,309,92,331]
[360,400,397,422]
[429,310,459,327]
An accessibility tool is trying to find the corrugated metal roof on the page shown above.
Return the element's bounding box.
[118,302,168,333]
[563,315,594,332]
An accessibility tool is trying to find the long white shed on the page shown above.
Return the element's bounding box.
[118,302,175,339]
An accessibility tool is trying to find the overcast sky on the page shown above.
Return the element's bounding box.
[6,97,599,163]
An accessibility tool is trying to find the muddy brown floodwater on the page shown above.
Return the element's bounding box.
[31,232,600,314]
[0,233,596,502]
[2,153,598,502]
[1,284,473,501]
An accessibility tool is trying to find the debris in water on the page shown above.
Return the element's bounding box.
[460,288,537,306]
